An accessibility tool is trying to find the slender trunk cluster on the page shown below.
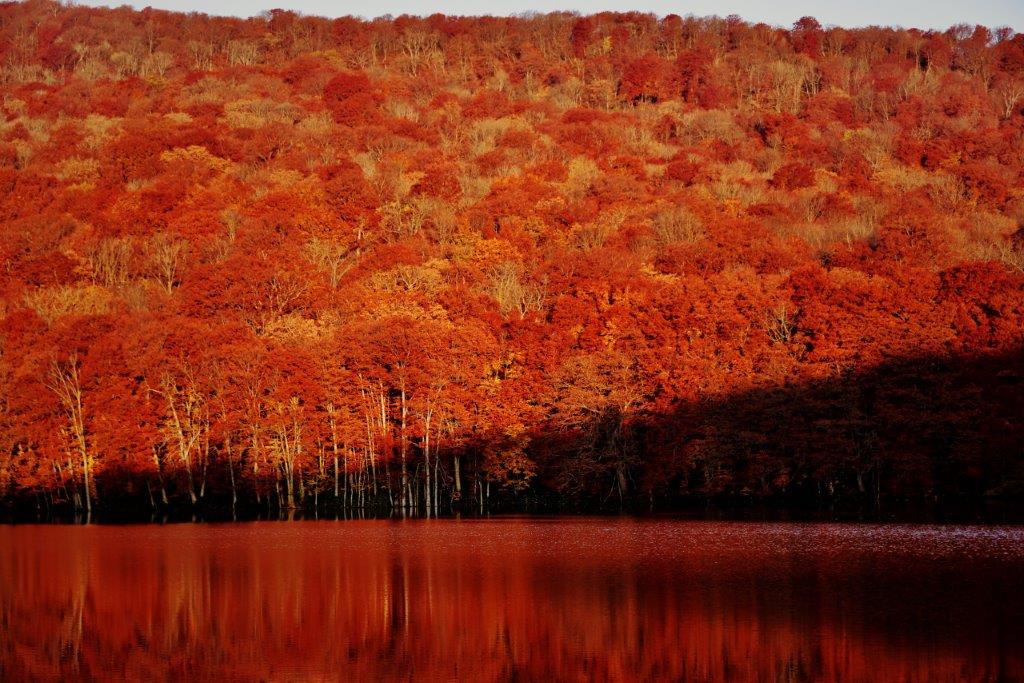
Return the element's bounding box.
[46,355,92,515]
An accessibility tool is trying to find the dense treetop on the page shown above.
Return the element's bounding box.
[0,1,1022,512]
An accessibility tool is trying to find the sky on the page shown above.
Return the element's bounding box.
[73,0,1024,31]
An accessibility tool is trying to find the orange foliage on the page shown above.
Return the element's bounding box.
[0,3,1021,513]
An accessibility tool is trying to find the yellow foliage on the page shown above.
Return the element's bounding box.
[23,285,117,325]
[871,163,933,193]
[461,237,521,273]
[222,98,297,129]
[81,114,121,151]
[55,157,100,185]
[163,112,193,125]
[159,145,231,173]
[483,422,536,492]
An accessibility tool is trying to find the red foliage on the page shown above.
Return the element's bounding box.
[323,70,381,126]
[0,4,1021,513]
[770,162,815,190]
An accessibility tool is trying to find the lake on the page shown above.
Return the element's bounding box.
[1,518,1022,681]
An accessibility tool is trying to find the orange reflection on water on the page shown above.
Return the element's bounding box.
[1,519,1022,681]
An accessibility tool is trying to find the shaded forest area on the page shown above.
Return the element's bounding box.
[0,1,1022,515]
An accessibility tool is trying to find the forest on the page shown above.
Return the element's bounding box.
[0,0,1022,515]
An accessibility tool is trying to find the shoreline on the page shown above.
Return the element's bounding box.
[4,495,1023,525]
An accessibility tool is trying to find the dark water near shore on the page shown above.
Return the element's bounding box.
[1,519,1022,681]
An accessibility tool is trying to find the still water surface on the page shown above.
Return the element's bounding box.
[1,518,1022,681]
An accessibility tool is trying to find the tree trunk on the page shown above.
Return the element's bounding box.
[329,410,340,499]
[186,466,197,505]
[424,412,432,515]
[285,468,295,509]
[453,454,461,498]
[81,444,91,515]
[400,382,408,509]
[226,435,237,507]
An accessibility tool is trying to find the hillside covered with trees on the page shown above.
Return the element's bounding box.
[1,1,1023,515]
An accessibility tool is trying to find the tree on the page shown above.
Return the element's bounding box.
[322,70,381,126]
[47,354,92,513]
[1,4,1023,514]
[149,233,188,293]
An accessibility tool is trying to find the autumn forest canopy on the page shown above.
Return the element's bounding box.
[0,1,1023,515]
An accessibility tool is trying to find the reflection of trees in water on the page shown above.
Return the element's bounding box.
[1,522,1021,681]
